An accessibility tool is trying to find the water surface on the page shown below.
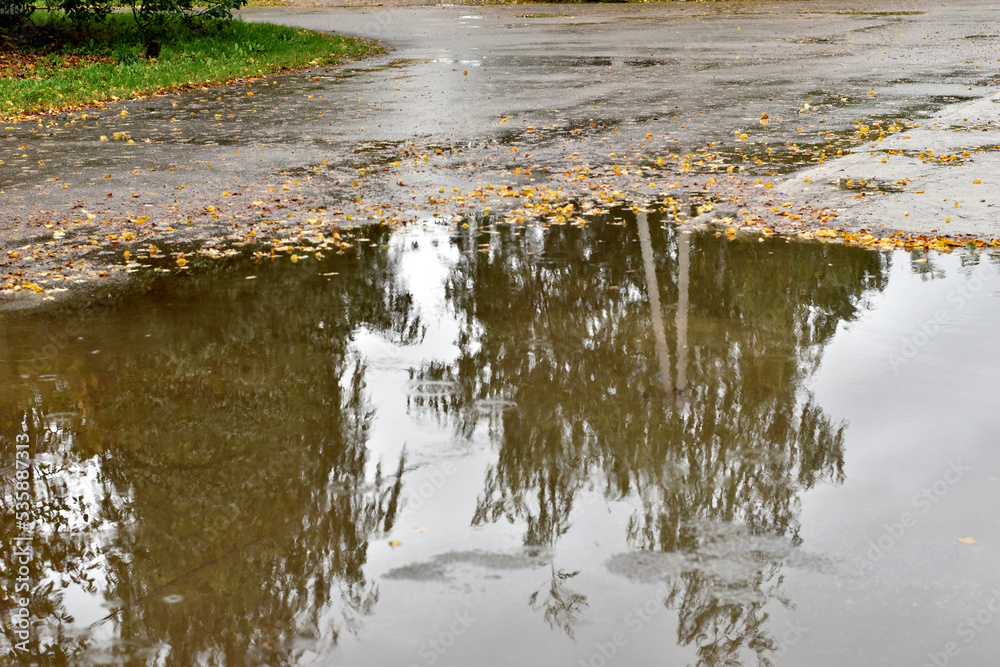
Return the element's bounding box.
[2,213,999,665]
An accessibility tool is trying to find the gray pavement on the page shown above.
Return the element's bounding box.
[2,0,1000,297]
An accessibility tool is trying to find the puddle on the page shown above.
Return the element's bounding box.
[2,211,999,664]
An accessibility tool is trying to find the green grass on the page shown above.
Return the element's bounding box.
[0,12,381,120]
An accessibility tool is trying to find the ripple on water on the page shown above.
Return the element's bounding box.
[473,398,519,414]
[405,379,462,398]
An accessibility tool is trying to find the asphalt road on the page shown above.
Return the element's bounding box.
[2,0,999,294]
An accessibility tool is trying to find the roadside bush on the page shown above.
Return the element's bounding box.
[2,0,244,35]
[58,0,114,27]
[121,0,245,35]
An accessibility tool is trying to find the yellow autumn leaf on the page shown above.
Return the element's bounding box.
[958,537,977,545]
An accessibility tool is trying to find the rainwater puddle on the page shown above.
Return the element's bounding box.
[2,212,999,665]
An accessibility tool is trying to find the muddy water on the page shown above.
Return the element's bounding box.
[2,213,999,665]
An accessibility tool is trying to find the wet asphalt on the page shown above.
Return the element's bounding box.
[2,0,999,293]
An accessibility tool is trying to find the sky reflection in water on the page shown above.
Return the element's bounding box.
[2,212,999,665]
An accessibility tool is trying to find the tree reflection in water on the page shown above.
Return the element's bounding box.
[0,225,418,663]
[412,210,888,664]
[0,212,890,665]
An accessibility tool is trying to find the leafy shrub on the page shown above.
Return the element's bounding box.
[114,43,139,64]
[122,0,245,36]
[4,0,245,35]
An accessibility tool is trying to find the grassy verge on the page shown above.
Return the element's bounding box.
[0,12,380,120]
